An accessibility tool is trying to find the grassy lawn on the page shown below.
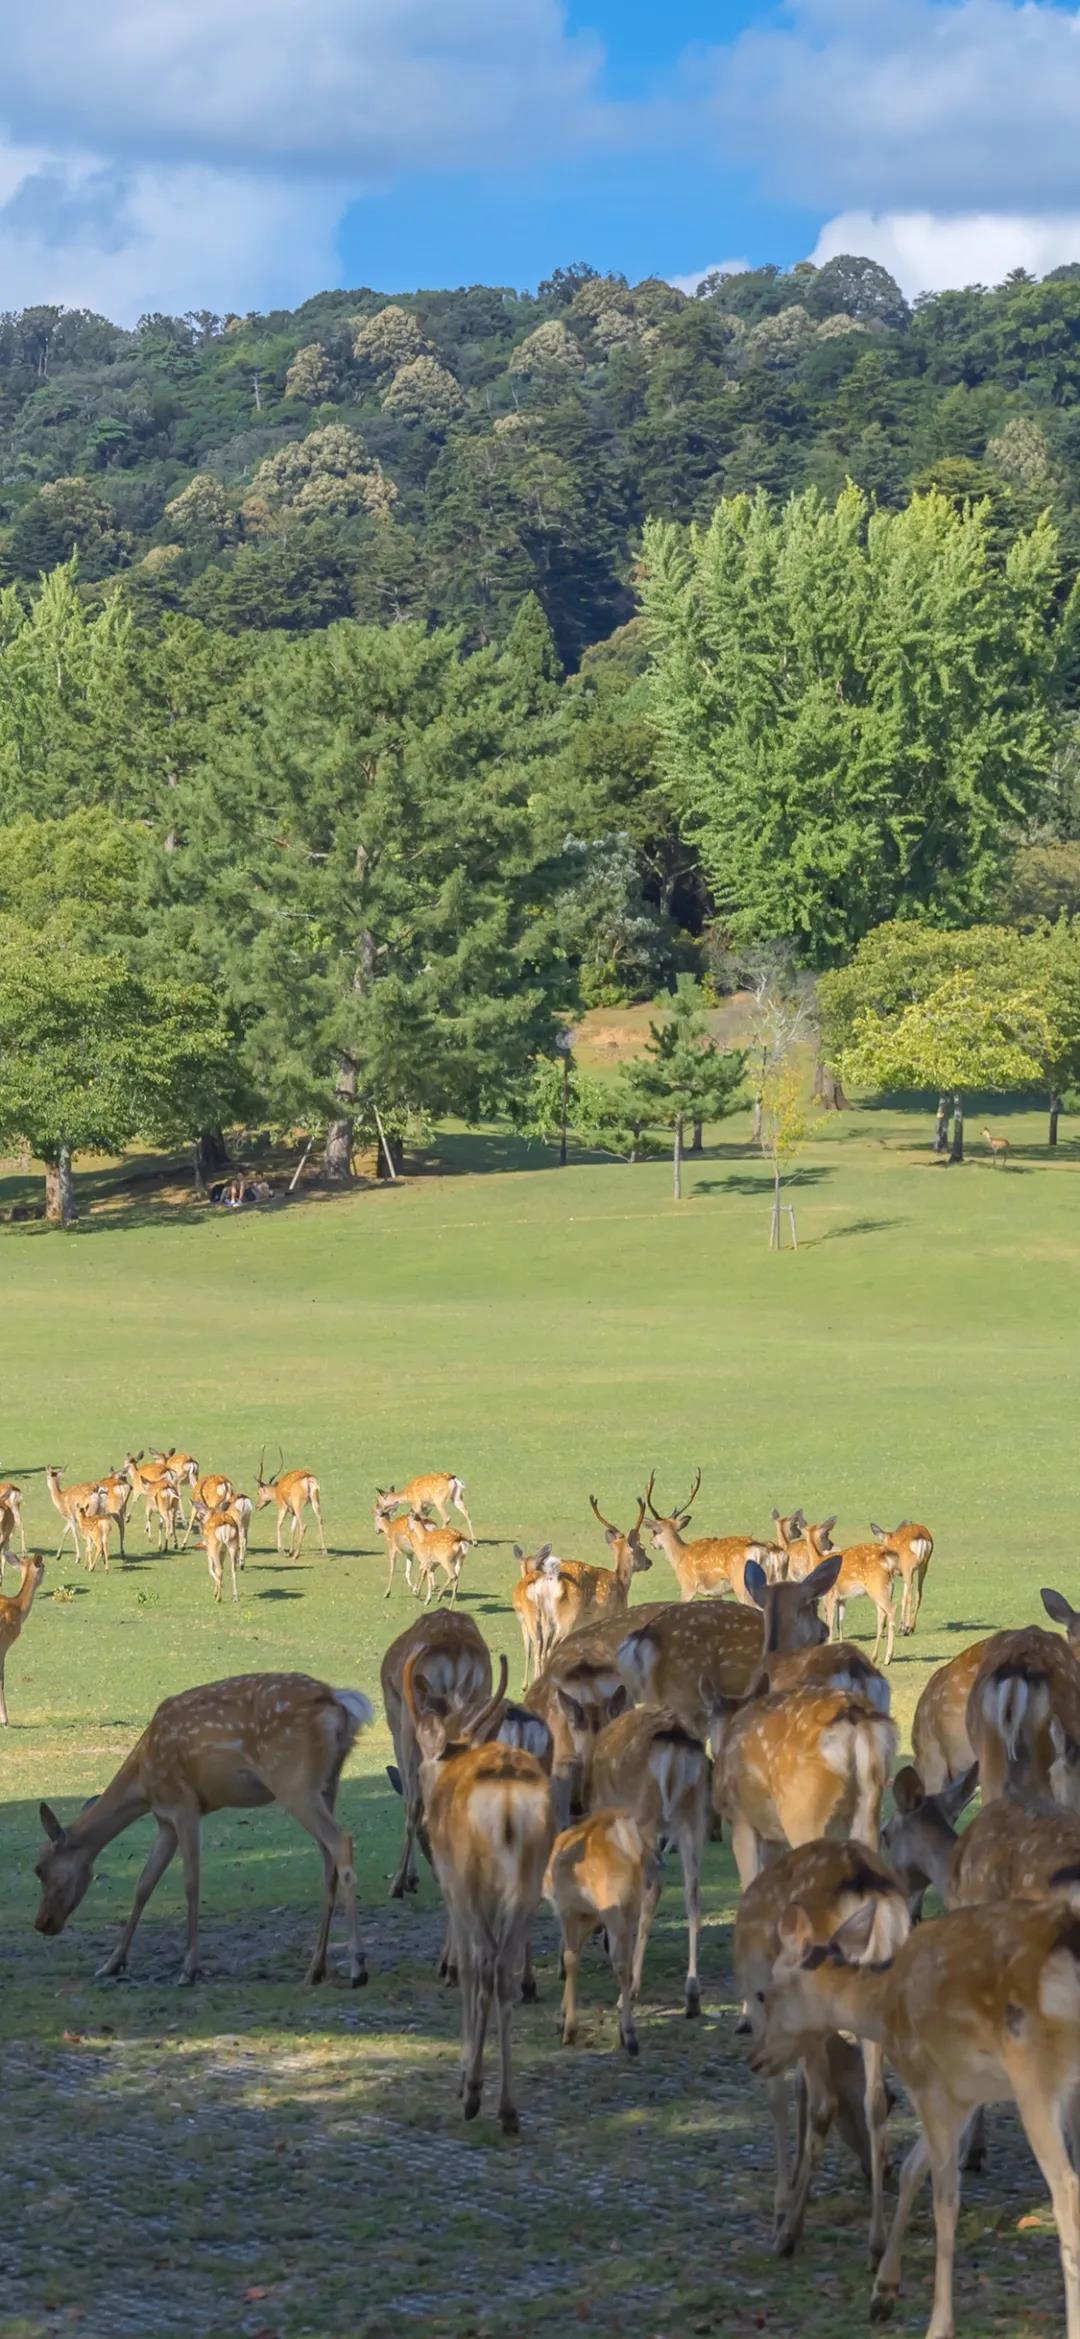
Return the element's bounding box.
[2,1096,1078,2338]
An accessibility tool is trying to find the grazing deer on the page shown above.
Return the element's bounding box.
[966,1627,1080,1805]
[910,1588,1080,1792]
[405,1512,471,1607]
[255,1450,326,1556]
[590,1706,711,2017]
[511,1544,561,1686]
[751,1897,1080,2339]
[771,1511,838,1584]
[545,1811,662,2055]
[644,1469,773,1600]
[982,1125,1010,1167]
[406,1650,553,2132]
[616,1554,843,1741]
[381,1611,492,1898]
[870,1518,934,1636]
[884,1762,1080,1921]
[713,1682,898,1888]
[0,1481,26,1562]
[375,1493,418,1598]
[77,1505,117,1574]
[376,1472,474,1539]
[735,1839,909,2262]
[45,1467,107,1562]
[33,1673,374,1984]
[821,1542,898,1667]
[0,1555,45,1725]
[525,1655,629,1829]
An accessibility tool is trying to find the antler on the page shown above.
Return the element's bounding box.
[675,1466,702,1515]
[589,1492,618,1535]
[257,1445,266,1486]
[643,1469,661,1518]
[630,1492,647,1542]
[276,1443,285,1477]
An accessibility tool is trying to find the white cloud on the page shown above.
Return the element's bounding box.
[668,259,750,295]
[812,210,1080,299]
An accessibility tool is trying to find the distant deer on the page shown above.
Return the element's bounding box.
[375,1492,419,1597]
[871,1519,934,1636]
[0,1555,45,1724]
[255,1450,326,1556]
[0,1481,26,1564]
[376,1472,474,1539]
[771,1510,838,1584]
[982,1125,1010,1167]
[45,1467,106,1563]
[77,1505,118,1573]
[821,1541,898,1667]
[33,1673,373,1984]
[644,1469,774,1601]
[406,1512,472,1606]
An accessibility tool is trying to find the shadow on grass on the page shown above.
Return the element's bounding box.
[811,1217,905,1245]
[693,1166,832,1198]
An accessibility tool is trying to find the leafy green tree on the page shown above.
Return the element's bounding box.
[553,833,673,1006]
[840,969,1049,1163]
[521,1055,639,1160]
[284,343,339,403]
[0,921,234,1221]
[643,486,1074,966]
[626,980,744,1197]
[381,356,465,424]
[163,474,234,548]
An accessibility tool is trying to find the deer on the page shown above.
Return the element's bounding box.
[982,1124,1010,1167]
[33,1672,374,1985]
[884,1762,1080,1922]
[406,1649,553,2133]
[147,1474,183,1552]
[149,1449,199,1525]
[194,1502,243,1603]
[45,1467,107,1562]
[0,1480,26,1563]
[750,1895,1080,2339]
[713,1677,898,1889]
[616,1553,844,1741]
[511,1544,560,1686]
[122,1453,185,1538]
[0,1491,23,1574]
[180,1472,234,1546]
[524,1655,630,1829]
[643,1468,774,1601]
[255,1450,326,1556]
[735,1838,910,2263]
[77,1504,117,1573]
[405,1512,472,1607]
[966,1626,1080,1805]
[375,1492,419,1598]
[544,1810,662,2056]
[911,1588,1080,1792]
[762,1637,891,1713]
[871,1518,934,1636]
[821,1540,898,1667]
[89,1470,132,1560]
[375,1472,474,1539]
[0,1555,45,1725]
[533,1495,653,1649]
[381,1611,492,1898]
[590,1706,711,2017]
[771,1510,838,1583]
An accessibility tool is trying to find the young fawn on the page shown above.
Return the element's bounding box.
[545,1810,662,2056]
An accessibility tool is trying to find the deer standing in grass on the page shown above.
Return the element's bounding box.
[0,1555,45,1725]
[376,1472,474,1539]
[534,1495,653,1651]
[735,1839,910,2263]
[77,1505,117,1573]
[123,1454,185,1539]
[616,1553,843,1741]
[406,1650,553,2133]
[590,1706,711,2017]
[821,1541,898,1667]
[45,1467,106,1562]
[375,1493,418,1598]
[910,1588,1080,1792]
[255,1451,326,1556]
[0,1481,26,1564]
[33,1673,374,1984]
[405,1512,471,1606]
[150,1450,199,1526]
[194,1503,243,1603]
[146,1474,183,1552]
[90,1471,131,1560]
[179,1473,233,1547]
[382,1611,492,1898]
[965,1627,1080,1805]
[982,1125,1010,1167]
[751,1896,1080,2339]
[511,1545,560,1686]
[545,1811,661,2056]
[643,1469,775,1601]
[871,1518,934,1636]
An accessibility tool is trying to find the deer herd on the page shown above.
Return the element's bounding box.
[20,1457,1080,2334]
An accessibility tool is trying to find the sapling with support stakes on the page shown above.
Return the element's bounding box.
[625,978,744,1201]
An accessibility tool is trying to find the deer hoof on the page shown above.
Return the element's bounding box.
[348,1964,368,1990]
[520,1976,538,2003]
[463,2084,483,2121]
[684,1982,701,2018]
[177,1968,199,1988]
[869,2290,897,2324]
[623,2032,640,2058]
[499,2105,521,2136]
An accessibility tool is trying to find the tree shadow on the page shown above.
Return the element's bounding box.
[254,1588,305,1601]
[810,1217,905,1245]
[693,1166,833,1198]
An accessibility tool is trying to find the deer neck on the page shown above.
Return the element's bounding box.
[803,1960,891,2044]
[18,1570,41,1617]
[67,1750,151,1856]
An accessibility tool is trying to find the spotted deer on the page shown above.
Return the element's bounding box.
[966,1625,1080,1805]
[33,1673,374,1984]
[375,1493,418,1598]
[750,1896,1080,2339]
[735,1839,910,2262]
[884,1764,1080,1922]
[405,1512,472,1607]
[870,1519,934,1636]
[822,1542,898,1667]
[545,1811,662,2056]
[375,1472,474,1539]
[910,1589,1080,1792]
[194,1502,243,1603]
[643,1469,774,1602]
[149,1451,200,1526]
[617,1553,844,1741]
[122,1454,187,1539]
[77,1504,118,1573]
[0,1555,45,1726]
[525,1654,629,1830]
[254,1451,325,1556]
[45,1467,107,1562]
[771,1511,838,1584]
[405,1650,553,2133]
[590,1706,711,2017]
[381,1611,492,1898]
[511,1545,560,1686]
[713,1680,898,1889]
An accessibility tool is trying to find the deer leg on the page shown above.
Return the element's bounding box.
[96,1820,178,1977]
[632,1870,662,1997]
[0,1658,7,1726]
[775,2058,833,2256]
[292,1511,306,1556]
[871,2125,932,2321]
[276,1508,285,1554]
[230,1547,239,1602]
[274,1786,364,1986]
[918,2100,965,2339]
[729,1812,763,1892]
[175,1810,203,1983]
[883,1601,895,1666]
[312,1493,327,1553]
[463,1949,493,2121]
[521,1931,538,2002]
[607,1909,639,2055]
[495,1946,520,2133]
[390,1781,422,1898]
[768,2076,795,2233]
[676,1820,703,2016]
[862,2040,890,2265]
[383,1542,397,1597]
[1008,2075,1080,2339]
[458,1504,476,1540]
[559,1917,587,2043]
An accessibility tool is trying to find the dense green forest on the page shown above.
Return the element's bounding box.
[7,252,1080,1218]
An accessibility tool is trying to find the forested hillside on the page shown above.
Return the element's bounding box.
[6,254,1080,663]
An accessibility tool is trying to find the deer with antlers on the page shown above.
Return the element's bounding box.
[382,1611,492,1898]
[45,1467,107,1563]
[911,1588,1080,1792]
[870,1518,934,1636]
[525,1497,653,1654]
[736,1838,910,2263]
[590,1706,711,2017]
[0,1555,45,1725]
[405,1649,553,2133]
[375,1472,474,1539]
[33,1672,374,1984]
[751,1895,1080,2339]
[255,1450,326,1557]
[545,1810,662,2056]
[643,1469,775,1602]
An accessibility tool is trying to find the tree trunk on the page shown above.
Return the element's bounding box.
[771,1160,781,1249]
[194,1128,230,1190]
[376,1131,405,1180]
[1050,1090,1062,1148]
[673,1113,683,1201]
[44,1147,76,1226]
[949,1091,964,1164]
[690,1118,704,1153]
[324,1055,357,1182]
[934,1095,950,1154]
[813,1060,849,1112]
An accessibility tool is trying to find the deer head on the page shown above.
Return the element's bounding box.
[34,1803,97,1935]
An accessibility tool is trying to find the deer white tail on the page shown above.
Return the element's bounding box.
[647,1723,709,1822]
[333,1689,375,1738]
[979,1668,1050,1765]
[618,1624,659,1705]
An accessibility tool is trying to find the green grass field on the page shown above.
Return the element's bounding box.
[3,1097,1079,2339]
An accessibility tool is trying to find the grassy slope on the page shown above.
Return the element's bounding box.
[2,1100,1076,2338]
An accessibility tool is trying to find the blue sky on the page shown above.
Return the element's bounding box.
[1,1,1080,321]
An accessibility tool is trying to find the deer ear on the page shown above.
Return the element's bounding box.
[743,1559,768,1610]
[555,1688,586,1730]
[415,1710,447,1761]
[39,1801,65,1845]
[604,1525,619,1546]
[679,1513,693,1531]
[512,1545,524,1562]
[802,1553,842,1602]
[1042,1587,1078,1629]
[940,1763,979,1821]
[829,1900,878,1964]
[890,1764,925,1817]
[776,1903,814,1965]
[607,1684,628,1720]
